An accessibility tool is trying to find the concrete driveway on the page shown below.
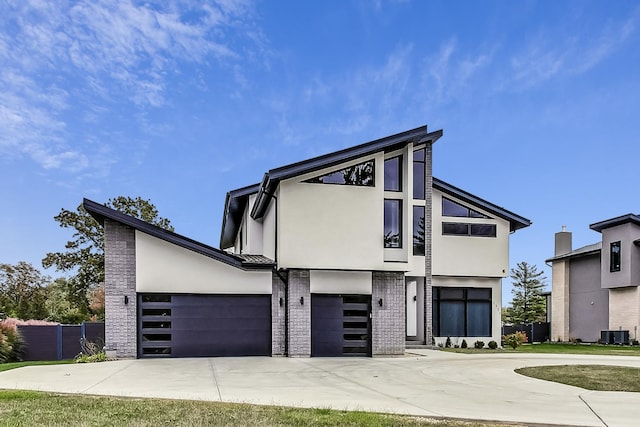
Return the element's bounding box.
[1,350,640,426]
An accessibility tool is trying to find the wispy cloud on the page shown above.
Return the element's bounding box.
[509,9,637,89]
[0,0,262,174]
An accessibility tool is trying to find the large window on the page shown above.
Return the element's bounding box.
[304,160,375,186]
[384,156,402,192]
[413,206,425,255]
[413,148,425,199]
[610,241,621,272]
[433,287,491,337]
[384,199,402,248]
[442,222,496,237]
[442,197,488,218]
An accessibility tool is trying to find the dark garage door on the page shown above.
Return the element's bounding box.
[311,294,371,357]
[138,294,271,358]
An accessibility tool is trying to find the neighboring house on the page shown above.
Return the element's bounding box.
[85,125,531,358]
[546,214,640,343]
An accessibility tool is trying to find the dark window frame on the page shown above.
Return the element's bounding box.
[442,197,488,219]
[384,155,402,192]
[413,148,425,200]
[442,222,496,238]
[303,159,375,187]
[610,241,621,272]
[384,199,402,248]
[433,287,492,337]
[413,205,425,256]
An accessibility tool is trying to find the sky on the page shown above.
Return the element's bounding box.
[1,0,639,305]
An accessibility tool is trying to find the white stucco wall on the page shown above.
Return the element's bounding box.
[310,270,372,294]
[136,231,272,294]
[432,191,510,278]
[431,276,503,346]
[277,153,398,270]
[262,195,277,261]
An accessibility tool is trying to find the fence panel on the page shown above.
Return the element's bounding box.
[61,325,82,359]
[17,325,59,361]
[502,323,550,343]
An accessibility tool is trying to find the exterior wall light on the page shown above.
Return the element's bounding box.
[300,296,304,305]
[378,298,383,307]
[279,297,283,306]
[124,295,129,305]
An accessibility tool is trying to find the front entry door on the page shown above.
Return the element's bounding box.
[406,280,417,337]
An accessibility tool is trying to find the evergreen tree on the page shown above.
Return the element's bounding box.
[509,261,547,324]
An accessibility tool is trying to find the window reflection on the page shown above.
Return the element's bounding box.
[384,156,402,192]
[384,199,402,248]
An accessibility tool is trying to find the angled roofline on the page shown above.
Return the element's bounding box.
[83,198,273,271]
[545,242,602,263]
[589,213,640,233]
[433,178,531,232]
[219,183,261,249]
[250,126,443,219]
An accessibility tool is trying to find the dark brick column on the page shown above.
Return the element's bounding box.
[103,219,137,358]
[424,142,434,345]
[372,271,405,355]
[271,271,287,356]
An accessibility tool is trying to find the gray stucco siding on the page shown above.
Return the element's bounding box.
[569,254,607,342]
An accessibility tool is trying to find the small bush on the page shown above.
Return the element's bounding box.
[445,337,452,348]
[504,331,527,349]
[632,340,639,346]
[488,340,498,349]
[474,340,485,349]
[0,322,25,363]
[461,339,467,349]
[75,352,108,363]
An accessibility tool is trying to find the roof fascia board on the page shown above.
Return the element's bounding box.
[589,214,640,233]
[219,183,260,249]
[433,178,531,232]
[545,248,601,263]
[83,198,269,271]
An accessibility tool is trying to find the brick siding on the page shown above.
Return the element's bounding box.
[287,269,310,356]
[372,271,405,355]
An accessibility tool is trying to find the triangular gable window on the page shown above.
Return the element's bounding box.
[442,197,489,218]
[303,159,375,186]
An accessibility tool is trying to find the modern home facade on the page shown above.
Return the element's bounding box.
[546,214,640,343]
[86,125,530,358]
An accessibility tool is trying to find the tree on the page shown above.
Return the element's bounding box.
[42,196,174,316]
[0,262,49,320]
[509,261,547,324]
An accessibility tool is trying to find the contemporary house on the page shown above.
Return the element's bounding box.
[85,125,531,358]
[546,214,640,343]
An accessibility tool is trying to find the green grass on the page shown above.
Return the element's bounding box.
[515,365,640,392]
[444,343,640,356]
[0,360,74,373]
[0,390,522,427]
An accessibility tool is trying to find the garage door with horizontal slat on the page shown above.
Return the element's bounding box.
[139,294,271,358]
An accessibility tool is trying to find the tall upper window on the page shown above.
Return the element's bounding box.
[433,287,491,337]
[610,241,621,272]
[384,156,402,191]
[442,197,488,218]
[384,199,402,248]
[304,160,375,186]
[413,206,425,255]
[413,148,425,199]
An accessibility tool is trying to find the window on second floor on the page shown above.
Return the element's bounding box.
[304,159,375,186]
[384,156,402,192]
[442,197,488,218]
[610,241,621,272]
[413,148,425,200]
[413,206,425,255]
[443,222,497,238]
[384,199,402,248]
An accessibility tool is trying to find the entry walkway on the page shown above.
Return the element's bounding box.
[1,350,640,426]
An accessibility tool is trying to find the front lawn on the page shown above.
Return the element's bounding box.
[0,360,74,373]
[444,343,640,356]
[0,390,520,427]
[515,365,640,392]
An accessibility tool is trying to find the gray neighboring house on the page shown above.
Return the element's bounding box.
[85,125,531,359]
[547,214,640,343]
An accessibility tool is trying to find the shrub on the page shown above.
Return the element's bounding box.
[445,337,452,348]
[474,340,485,349]
[461,339,467,349]
[0,322,25,363]
[75,352,108,363]
[488,340,498,349]
[504,331,527,349]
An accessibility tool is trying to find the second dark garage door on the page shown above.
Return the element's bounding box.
[311,294,371,357]
[139,293,271,358]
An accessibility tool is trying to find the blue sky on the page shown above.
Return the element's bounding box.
[1,1,638,305]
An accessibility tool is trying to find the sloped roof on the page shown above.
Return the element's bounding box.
[545,242,602,263]
[84,198,274,271]
[590,213,640,232]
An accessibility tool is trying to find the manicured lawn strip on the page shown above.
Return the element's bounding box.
[515,365,640,392]
[0,360,74,372]
[0,390,519,427]
[444,343,640,356]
